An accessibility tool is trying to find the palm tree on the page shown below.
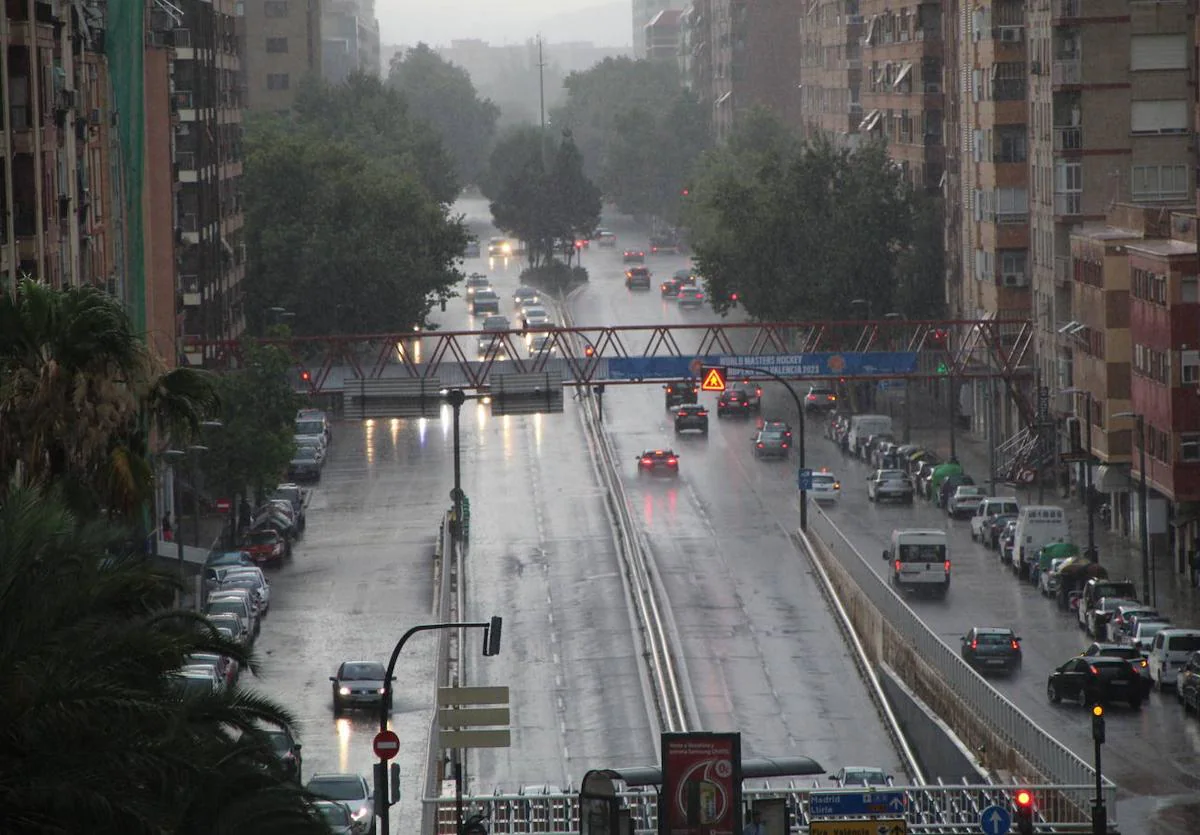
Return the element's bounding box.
[0,278,219,514]
[0,480,329,834]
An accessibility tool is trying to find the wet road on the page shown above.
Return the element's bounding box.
[251,195,655,828]
[806,443,1200,823]
[567,218,906,778]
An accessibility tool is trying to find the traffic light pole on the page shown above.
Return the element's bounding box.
[720,365,807,531]
[376,617,502,835]
[1091,705,1107,835]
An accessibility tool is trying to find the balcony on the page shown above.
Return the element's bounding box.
[181,274,201,307]
[1054,193,1082,215]
[176,151,196,170]
[1053,0,1080,20]
[992,26,1024,43]
[1052,59,1081,86]
[1053,126,1082,152]
[1054,256,1071,288]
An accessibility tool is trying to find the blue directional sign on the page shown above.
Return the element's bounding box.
[808,790,907,818]
[979,805,1011,835]
[605,351,920,382]
[797,468,814,491]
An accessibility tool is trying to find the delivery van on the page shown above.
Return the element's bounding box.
[883,529,950,598]
[1148,629,1200,689]
[847,415,894,459]
[1012,506,1069,580]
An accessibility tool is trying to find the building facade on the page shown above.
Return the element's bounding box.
[645,9,682,63]
[0,0,116,292]
[239,0,322,113]
[796,0,863,146]
[634,0,686,59]
[323,0,380,85]
[175,0,247,365]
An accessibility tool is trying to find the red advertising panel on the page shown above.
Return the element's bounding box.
[660,733,742,835]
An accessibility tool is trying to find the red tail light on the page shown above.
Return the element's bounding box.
[640,457,652,465]
[667,458,677,465]
[1089,665,1100,675]
[782,443,789,448]
[697,410,707,416]
[731,293,739,301]
[894,560,901,573]
[944,560,951,572]
[1011,640,1020,650]
[756,443,764,448]
[806,394,816,400]
[971,640,978,650]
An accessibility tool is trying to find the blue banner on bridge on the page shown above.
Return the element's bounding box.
[605,352,918,381]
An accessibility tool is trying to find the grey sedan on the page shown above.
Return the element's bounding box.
[330,661,392,715]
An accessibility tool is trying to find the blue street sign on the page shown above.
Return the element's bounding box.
[797,468,813,491]
[808,790,907,818]
[605,351,920,382]
[979,805,1011,835]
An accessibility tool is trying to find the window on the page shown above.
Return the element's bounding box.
[999,250,1028,285]
[995,187,1027,221]
[266,37,289,53]
[1130,34,1187,71]
[265,0,288,15]
[266,73,290,90]
[1131,100,1190,134]
[1182,435,1200,463]
[1182,276,1199,303]
[995,126,1027,163]
[1055,161,1081,214]
[991,61,1026,101]
[1183,350,1200,385]
[1131,165,1189,202]
[1131,268,1168,304]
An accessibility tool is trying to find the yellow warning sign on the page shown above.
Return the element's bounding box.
[700,366,726,392]
[809,820,906,835]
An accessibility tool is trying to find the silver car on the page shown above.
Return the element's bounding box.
[330,661,391,714]
[867,469,914,504]
[752,429,790,459]
[306,773,374,834]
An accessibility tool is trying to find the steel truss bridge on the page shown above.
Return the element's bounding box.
[191,315,1037,424]
[427,783,1110,834]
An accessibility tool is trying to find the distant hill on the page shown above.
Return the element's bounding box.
[534,2,632,48]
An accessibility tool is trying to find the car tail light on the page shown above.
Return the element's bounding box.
[755,387,763,396]
[971,640,978,650]
[894,560,901,573]
[781,443,788,448]
[807,394,816,400]
[830,394,837,400]
[1089,665,1100,675]
[1139,658,1148,668]
[641,457,652,465]
[833,481,840,489]
[756,443,764,448]
[731,293,739,301]
[944,560,951,573]
[698,410,707,416]
[1011,640,1020,650]
[667,458,677,466]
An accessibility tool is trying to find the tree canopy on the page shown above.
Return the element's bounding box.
[243,74,468,337]
[682,109,945,321]
[387,43,501,187]
[486,128,601,268]
[552,57,710,222]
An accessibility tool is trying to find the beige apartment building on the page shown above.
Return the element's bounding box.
[239,0,322,113]
[797,0,864,146]
[1026,0,1194,395]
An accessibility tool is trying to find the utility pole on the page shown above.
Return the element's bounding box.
[537,35,548,171]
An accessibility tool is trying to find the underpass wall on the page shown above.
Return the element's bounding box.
[804,518,1053,783]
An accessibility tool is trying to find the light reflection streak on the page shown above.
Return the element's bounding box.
[475,401,489,430]
[364,419,376,466]
[644,493,653,525]
[532,412,543,451]
[502,415,512,459]
[336,718,352,771]
[390,418,400,448]
[418,417,428,446]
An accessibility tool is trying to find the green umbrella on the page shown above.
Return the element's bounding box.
[929,461,963,495]
[1038,541,1080,572]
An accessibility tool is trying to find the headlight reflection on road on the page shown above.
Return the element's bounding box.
[501,415,513,460]
[532,412,543,451]
[475,401,489,430]
[364,419,376,466]
[418,417,428,446]
[336,718,352,772]
[644,493,653,524]
[390,418,401,449]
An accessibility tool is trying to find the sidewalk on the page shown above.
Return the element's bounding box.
[894,393,1200,625]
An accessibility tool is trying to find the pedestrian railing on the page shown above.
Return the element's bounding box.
[805,503,1116,814]
[425,783,1105,834]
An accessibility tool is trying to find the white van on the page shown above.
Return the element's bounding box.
[883,529,950,597]
[1012,506,1069,579]
[970,497,1021,541]
[847,415,894,459]
[1147,628,1200,689]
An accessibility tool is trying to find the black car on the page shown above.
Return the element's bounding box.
[960,627,1022,673]
[625,267,651,290]
[262,727,303,781]
[470,289,501,315]
[664,380,699,410]
[760,419,793,440]
[674,404,709,434]
[717,388,752,417]
[287,447,321,482]
[984,513,1018,549]
[636,449,679,476]
[730,381,762,411]
[661,277,685,297]
[1082,643,1152,695]
[1047,656,1143,708]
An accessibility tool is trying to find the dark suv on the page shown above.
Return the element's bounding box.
[664,380,699,410]
[674,404,709,434]
[625,267,651,289]
[730,381,762,411]
[717,388,752,417]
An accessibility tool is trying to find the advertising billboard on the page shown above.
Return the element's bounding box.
[660,732,742,835]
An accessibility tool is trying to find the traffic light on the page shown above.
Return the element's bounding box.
[1014,789,1035,835]
[299,369,311,384]
[584,343,595,358]
[930,328,948,347]
[1092,703,1105,743]
[681,188,690,197]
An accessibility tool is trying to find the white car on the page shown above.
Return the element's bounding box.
[970,497,1021,541]
[808,471,841,503]
[520,305,552,327]
[947,486,988,518]
[220,567,271,612]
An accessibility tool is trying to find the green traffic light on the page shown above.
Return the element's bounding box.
[936,361,949,375]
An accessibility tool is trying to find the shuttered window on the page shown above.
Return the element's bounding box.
[1131,34,1188,71]
[1131,100,1189,134]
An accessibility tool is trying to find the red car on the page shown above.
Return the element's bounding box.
[242,528,287,566]
[636,449,679,477]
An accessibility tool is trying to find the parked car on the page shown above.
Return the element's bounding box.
[241,528,288,567]
[947,485,988,518]
[287,446,322,482]
[261,726,303,781]
[1177,651,1200,714]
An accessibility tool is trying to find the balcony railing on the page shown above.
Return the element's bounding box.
[179,212,199,233]
[176,151,196,170]
[1053,126,1082,151]
[1054,193,1082,215]
[1052,59,1081,85]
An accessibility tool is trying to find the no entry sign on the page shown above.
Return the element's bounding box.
[373,729,400,760]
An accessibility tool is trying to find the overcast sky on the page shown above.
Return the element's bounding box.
[378,0,632,47]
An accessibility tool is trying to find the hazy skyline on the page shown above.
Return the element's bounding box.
[378,0,632,48]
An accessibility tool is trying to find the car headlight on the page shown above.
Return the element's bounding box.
[377,687,386,695]
[339,686,351,695]
[351,807,370,820]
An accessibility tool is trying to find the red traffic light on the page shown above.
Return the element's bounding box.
[681,188,690,197]
[1015,790,1032,807]
[299,369,311,382]
[584,344,595,358]
[931,328,948,344]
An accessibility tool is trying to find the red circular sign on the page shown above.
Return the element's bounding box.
[215,498,232,513]
[373,729,401,760]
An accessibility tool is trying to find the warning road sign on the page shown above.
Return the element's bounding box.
[700,366,727,392]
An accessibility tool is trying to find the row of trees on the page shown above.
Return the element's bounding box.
[0,281,326,832]
[243,74,468,337]
[682,108,946,321]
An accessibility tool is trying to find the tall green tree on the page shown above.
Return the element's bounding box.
[0,279,219,515]
[201,342,301,511]
[243,121,467,336]
[387,43,501,187]
[0,480,327,834]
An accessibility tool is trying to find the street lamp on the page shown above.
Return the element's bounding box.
[1113,411,1151,605]
[721,365,808,531]
[1061,389,1097,562]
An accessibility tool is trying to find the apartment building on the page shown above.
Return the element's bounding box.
[858,0,945,189]
[684,0,803,140]
[645,9,683,63]
[175,0,246,365]
[239,0,321,113]
[796,0,863,146]
[0,0,116,292]
[323,0,380,85]
[1027,0,1194,395]
[634,0,686,59]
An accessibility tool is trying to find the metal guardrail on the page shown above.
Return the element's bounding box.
[425,784,1106,834]
[421,510,456,835]
[803,503,1117,813]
